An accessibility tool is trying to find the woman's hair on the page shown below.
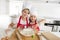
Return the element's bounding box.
[22,8,30,14]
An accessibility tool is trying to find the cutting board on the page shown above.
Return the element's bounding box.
[16,29,40,40]
[7,29,40,40]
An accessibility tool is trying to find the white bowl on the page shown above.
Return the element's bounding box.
[20,28,35,36]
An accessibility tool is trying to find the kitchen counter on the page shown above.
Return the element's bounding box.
[51,32,60,38]
[41,32,60,40]
[16,29,40,40]
[6,29,40,40]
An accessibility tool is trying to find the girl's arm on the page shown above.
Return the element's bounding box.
[32,24,40,34]
[38,19,46,24]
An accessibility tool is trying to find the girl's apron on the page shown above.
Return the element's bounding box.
[29,22,40,31]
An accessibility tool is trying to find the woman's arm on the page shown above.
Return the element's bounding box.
[15,29,22,40]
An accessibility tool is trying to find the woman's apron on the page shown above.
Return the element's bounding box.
[17,16,29,29]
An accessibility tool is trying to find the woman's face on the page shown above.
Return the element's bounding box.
[30,15,36,22]
[22,9,29,17]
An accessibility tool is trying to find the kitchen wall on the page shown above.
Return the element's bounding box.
[0,0,9,15]
[9,0,23,16]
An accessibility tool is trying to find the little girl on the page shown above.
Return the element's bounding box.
[29,13,40,34]
[29,13,46,33]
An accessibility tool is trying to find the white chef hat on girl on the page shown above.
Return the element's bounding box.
[30,7,38,18]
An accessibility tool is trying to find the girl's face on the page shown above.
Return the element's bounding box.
[22,9,29,17]
[30,15,36,22]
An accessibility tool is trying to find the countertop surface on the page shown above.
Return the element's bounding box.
[51,32,60,38]
[41,32,60,40]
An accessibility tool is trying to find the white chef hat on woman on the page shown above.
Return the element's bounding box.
[22,1,32,10]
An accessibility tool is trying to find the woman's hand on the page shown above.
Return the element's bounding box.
[9,22,15,28]
[1,38,5,40]
[18,25,24,30]
[5,29,11,34]
[1,36,8,40]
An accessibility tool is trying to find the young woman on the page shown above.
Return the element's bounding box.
[17,8,30,29]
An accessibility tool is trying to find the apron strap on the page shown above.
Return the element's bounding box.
[17,16,22,28]
[17,16,28,28]
[26,17,29,28]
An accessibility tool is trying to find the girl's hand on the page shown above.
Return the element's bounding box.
[38,19,46,23]
[32,24,38,29]
[32,24,39,34]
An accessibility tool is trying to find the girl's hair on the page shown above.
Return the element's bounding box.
[29,18,32,22]
[29,17,37,24]
[22,8,30,14]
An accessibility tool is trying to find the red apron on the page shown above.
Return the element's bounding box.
[29,22,40,31]
[17,16,28,29]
